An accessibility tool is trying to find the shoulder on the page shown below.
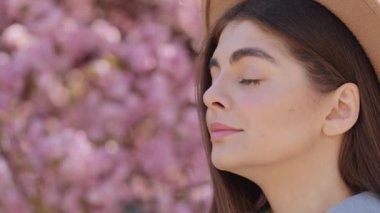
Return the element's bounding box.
[328,191,380,213]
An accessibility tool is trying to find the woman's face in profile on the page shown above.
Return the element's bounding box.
[203,20,331,174]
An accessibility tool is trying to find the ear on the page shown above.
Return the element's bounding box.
[322,83,360,136]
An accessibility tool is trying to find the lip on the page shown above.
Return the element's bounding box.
[209,122,242,131]
[208,122,243,141]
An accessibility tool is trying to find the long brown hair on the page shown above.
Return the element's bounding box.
[196,0,380,212]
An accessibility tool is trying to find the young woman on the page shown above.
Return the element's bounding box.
[197,0,380,212]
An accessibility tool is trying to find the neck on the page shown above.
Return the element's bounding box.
[242,138,353,213]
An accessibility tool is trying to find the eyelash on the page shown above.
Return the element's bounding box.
[239,79,262,85]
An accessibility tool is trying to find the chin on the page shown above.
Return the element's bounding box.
[211,151,247,172]
[211,150,285,174]
[211,153,232,170]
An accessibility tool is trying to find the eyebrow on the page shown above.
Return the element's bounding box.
[208,47,277,70]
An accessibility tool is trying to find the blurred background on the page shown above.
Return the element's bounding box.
[0,0,211,212]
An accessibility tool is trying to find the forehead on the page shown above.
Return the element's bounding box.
[213,20,288,59]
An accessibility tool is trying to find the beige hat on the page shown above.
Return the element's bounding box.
[202,0,380,81]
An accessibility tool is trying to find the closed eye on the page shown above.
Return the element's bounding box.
[239,79,262,85]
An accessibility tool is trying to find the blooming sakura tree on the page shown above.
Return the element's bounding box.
[0,0,211,212]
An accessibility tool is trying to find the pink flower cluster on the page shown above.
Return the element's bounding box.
[0,0,211,212]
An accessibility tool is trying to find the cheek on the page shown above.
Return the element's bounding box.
[238,88,322,165]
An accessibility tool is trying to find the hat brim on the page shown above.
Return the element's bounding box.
[318,0,380,82]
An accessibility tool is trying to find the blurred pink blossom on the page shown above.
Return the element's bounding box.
[0,0,210,212]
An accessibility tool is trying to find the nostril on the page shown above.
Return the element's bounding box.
[203,88,229,110]
[212,101,224,108]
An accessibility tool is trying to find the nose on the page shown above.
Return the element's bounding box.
[202,80,230,111]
